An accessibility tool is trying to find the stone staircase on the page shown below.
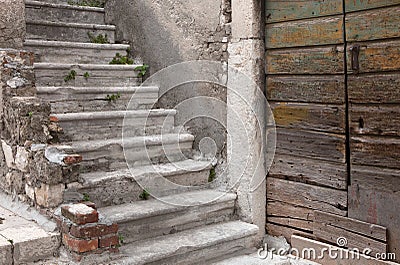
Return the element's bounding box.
[23,0,259,263]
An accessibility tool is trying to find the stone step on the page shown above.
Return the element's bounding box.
[70,159,212,207]
[25,0,105,25]
[99,189,236,244]
[116,221,258,265]
[0,207,60,264]
[55,133,195,171]
[26,19,115,43]
[24,40,129,64]
[53,109,177,141]
[37,86,159,113]
[34,63,142,87]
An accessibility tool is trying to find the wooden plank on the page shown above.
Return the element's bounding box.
[351,165,400,192]
[266,0,342,23]
[291,235,398,265]
[266,46,345,74]
[266,223,312,244]
[351,136,400,169]
[267,178,347,216]
[347,40,400,74]
[268,217,313,232]
[314,211,387,242]
[272,102,345,133]
[267,200,315,221]
[346,6,400,42]
[313,221,387,256]
[346,0,400,12]
[266,16,344,48]
[267,75,345,104]
[276,128,346,163]
[349,184,400,261]
[269,154,347,190]
[348,73,400,104]
[350,105,400,137]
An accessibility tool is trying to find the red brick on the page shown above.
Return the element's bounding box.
[63,234,98,253]
[63,155,83,165]
[99,235,119,248]
[81,201,97,209]
[70,223,118,239]
[61,204,99,225]
[49,116,59,122]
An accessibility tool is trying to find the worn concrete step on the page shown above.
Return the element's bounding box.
[26,0,105,25]
[26,19,115,43]
[0,207,60,264]
[55,133,195,171]
[211,253,322,265]
[37,86,159,113]
[99,189,236,244]
[116,221,258,265]
[24,40,129,64]
[34,63,142,87]
[70,159,212,207]
[53,109,176,141]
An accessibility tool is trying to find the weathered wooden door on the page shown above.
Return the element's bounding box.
[265,0,400,261]
[346,1,400,261]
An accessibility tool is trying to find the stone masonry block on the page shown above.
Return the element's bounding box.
[62,204,99,225]
[0,236,12,265]
[35,183,64,208]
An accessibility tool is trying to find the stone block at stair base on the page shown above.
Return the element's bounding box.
[35,183,64,208]
[61,203,99,225]
[0,236,13,265]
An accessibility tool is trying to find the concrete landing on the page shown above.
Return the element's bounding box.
[0,207,60,264]
[211,252,321,265]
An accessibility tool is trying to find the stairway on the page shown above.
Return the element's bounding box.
[24,0,259,264]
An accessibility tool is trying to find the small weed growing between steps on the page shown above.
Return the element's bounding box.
[118,235,124,247]
[135,64,149,77]
[83,72,90,79]
[64,70,77,82]
[139,189,150,200]
[27,111,33,118]
[83,193,90,202]
[87,32,109,44]
[68,0,105,8]
[105,92,121,102]
[109,53,134,65]
[208,166,216,182]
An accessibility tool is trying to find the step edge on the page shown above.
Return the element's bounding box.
[24,39,129,50]
[26,19,115,30]
[25,0,105,12]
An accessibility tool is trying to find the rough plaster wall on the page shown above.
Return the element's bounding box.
[0,0,26,49]
[105,0,231,162]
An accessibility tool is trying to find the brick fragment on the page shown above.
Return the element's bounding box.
[99,235,119,248]
[61,204,99,225]
[63,154,83,165]
[70,223,118,239]
[62,234,98,253]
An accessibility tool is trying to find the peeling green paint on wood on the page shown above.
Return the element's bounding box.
[266,16,344,48]
[346,6,400,42]
[266,0,342,23]
[266,46,345,74]
[345,0,400,12]
[347,40,400,73]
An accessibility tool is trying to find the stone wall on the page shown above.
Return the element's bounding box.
[105,0,231,164]
[0,0,26,49]
[0,50,80,208]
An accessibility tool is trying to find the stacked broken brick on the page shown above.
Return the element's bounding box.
[57,202,119,261]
